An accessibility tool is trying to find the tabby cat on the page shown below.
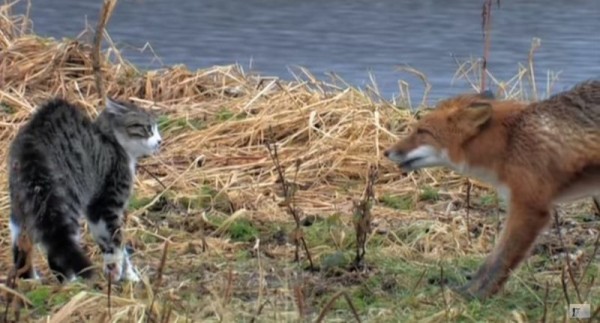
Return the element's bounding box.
[7,97,161,283]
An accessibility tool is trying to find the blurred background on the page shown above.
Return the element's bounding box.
[12,0,600,104]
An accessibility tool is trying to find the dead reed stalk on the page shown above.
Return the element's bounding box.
[352,164,378,269]
[0,0,594,321]
[264,128,314,270]
[93,0,118,106]
[2,226,33,323]
[553,209,582,303]
[146,240,170,323]
[314,290,361,323]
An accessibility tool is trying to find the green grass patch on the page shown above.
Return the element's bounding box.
[393,221,435,244]
[227,218,259,242]
[216,107,246,122]
[158,115,205,134]
[0,102,15,114]
[26,286,51,312]
[380,194,414,210]
[176,185,233,214]
[304,213,351,250]
[128,194,153,211]
[419,186,440,202]
[479,192,499,207]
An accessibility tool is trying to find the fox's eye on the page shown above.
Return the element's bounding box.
[416,128,431,135]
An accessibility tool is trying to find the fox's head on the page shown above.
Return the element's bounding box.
[384,91,495,172]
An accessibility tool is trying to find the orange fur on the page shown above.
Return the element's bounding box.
[384,80,600,300]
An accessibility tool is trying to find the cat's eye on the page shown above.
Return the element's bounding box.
[126,124,150,137]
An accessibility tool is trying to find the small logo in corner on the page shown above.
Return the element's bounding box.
[568,304,591,319]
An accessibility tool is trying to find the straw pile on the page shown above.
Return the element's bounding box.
[0,2,598,322]
[0,2,446,233]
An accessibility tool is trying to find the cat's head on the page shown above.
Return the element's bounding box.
[96,97,162,159]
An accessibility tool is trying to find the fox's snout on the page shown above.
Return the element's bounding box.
[383,147,405,160]
[383,147,404,158]
[383,146,407,165]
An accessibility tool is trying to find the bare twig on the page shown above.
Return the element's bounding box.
[553,209,582,303]
[3,226,33,323]
[92,0,118,105]
[155,240,169,288]
[541,281,549,323]
[223,266,234,306]
[394,66,432,108]
[139,165,168,191]
[250,300,271,323]
[439,265,449,321]
[352,164,378,269]
[293,285,305,321]
[315,291,361,323]
[107,273,112,319]
[591,304,600,321]
[264,127,314,270]
[527,38,542,101]
[159,301,172,323]
[147,240,170,323]
[592,197,600,217]
[560,266,571,308]
[464,179,472,244]
[578,230,600,297]
[480,0,492,91]
[410,269,428,296]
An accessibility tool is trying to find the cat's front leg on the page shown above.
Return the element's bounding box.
[122,246,140,282]
[87,199,139,282]
[101,244,140,282]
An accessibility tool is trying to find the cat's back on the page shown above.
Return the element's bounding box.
[16,98,92,137]
[9,98,104,174]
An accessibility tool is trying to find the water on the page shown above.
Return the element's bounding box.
[11,0,600,104]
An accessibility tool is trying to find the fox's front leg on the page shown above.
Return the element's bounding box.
[455,199,551,300]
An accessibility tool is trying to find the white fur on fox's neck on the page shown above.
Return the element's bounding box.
[392,144,511,205]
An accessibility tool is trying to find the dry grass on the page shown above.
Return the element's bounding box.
[0,2,598,322]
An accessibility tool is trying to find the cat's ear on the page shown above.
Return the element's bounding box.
[105,97,130,115]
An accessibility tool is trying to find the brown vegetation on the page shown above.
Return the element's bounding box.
[0,1,597,322]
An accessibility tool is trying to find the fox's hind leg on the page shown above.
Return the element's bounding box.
[593,196,600,217]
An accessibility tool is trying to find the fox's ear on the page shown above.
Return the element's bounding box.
[464,102,493,128]
[413,107,433,120]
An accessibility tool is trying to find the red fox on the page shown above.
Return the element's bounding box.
[383,80,600,300]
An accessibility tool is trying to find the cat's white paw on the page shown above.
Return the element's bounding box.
[103,247,140,283]
[123,265,140,282]
[103,249,124,282]
[122,249,141,282]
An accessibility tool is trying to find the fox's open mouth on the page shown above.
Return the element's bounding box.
[399,156,423,170]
